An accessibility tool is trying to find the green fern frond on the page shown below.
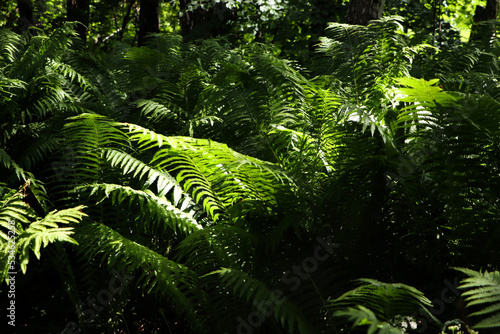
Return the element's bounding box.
[175,224,258,271]
[77,222,206,332]
[8,22,78,81]
[393,77,459,108]
[0,28,22,64]
[0,148,33,182]
[333,305,405,334]
[16,205,86,273]
[124,123,293,221]
[319,16,419,105]
[455,267,500,329]
[0,188,32,242]
[79,183,202,235]
[135,99,176,123]
[104,149,182,197]
[60,113,128,186]
[49,59,99,98]
[327,279,439,331]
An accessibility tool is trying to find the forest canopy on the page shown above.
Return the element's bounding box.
[1,1,500,333]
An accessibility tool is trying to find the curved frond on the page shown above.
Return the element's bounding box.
[16,205,86,273]
[79,183,202,235]
[327,279,440,332]
[76,222,206,332]
[456,267,500,329]
[123,122,294,222]
[207,267,315,334]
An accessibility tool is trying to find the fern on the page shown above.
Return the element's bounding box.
[333,306,405,334]
[17,206,85,272]
[0,185,86,281]
[78,183,202,235]
[455,267,500,329]
[76,222,206,332]
[207,267,315,334]
[0,148,33,182]
[123,122,294,221]
[327,279,440,332]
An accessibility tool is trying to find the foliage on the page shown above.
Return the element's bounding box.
[327,279,440,333]
[1,10,500,334]
[0,181,86,283]
[456,267,500,329]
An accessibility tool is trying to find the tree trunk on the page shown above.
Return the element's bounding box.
[473,0,499,22]
[17,0,34,32]
[470,0,499,45]
[345,0,385,26]
[67,0,90,44]
[118,0,137,41]
[179,0,236,42]
[138,0,160,46]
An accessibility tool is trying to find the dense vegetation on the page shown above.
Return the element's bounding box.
[1,1,500,333]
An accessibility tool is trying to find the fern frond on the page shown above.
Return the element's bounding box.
[16,205,86,273]
[79,183,202,235]
[175,224,258,271]
[0,189,32,242]
[0,28,22,64]
[207,267,315,334]
[60,113,128,186]
[123,122,294,221]
[0,148,33,182]
[327,279,440,331]
[333,305,405,334]
[135,99,176,123]
[393,77,459,108]
[104,149,182,197]
[76,222,206,332]
[455,267,500,329]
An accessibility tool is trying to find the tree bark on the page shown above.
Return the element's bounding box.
[470,0,499,45]
[138,0,160,46]
[345,0,385,26]
[473,0,499,22]
[17,0,34,32]
[118,0,137,41]
[67,0,90,44]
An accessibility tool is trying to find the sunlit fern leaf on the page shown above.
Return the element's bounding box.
[393,77,459,108]
[103,149,185,198]
[49,59,99,98]
[152,152,226,221]
[0,187,32,243]
[15,205,86,274]
[455,267,500,329]
[76,222,206,332]
[61,113,128,188]
[319,16,417,104]
[392,77,462,143]
[206,267,315,334]
[78,183,202,235]
[123,122,294,221]
[250,49,309,125]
